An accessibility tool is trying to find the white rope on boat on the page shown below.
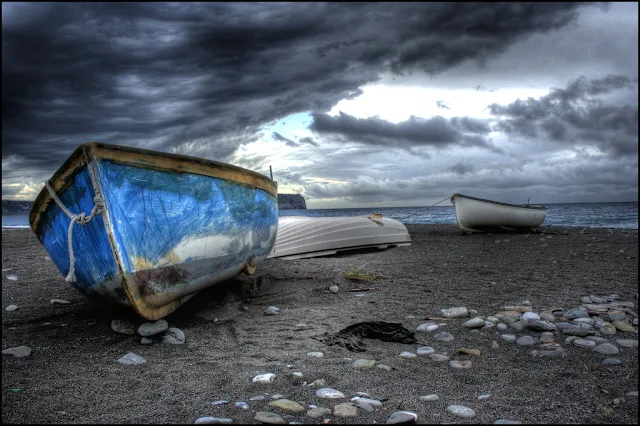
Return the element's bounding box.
[45,182,104,283]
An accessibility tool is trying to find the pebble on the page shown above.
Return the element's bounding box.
[458,347,481,356]
[50,299,71,304]
[351,397,383,407]
[162,327,186,345]
[141,337,153,345]
[613,321,635,332]
[210,400,229,406]
[249,395,266,401]
[491,340,500,349]
[539,332,555,344]
[377,364,392,371]
[264,306,280,315]
[440,307,468,318]
[117,352,146,365]
[419,394,439,401]
[235,402,249,410]
[585,336,608,343]
[386,411,418,424]
[252,373,276,384]
[478,394,491,400]
[600,324,617,335]
[254,412,286,424]
[269,399,305,412]
[601,358,622,365]
[434,332,454,342]
[416,323,439,332]
[573,317,595,326]
[416,346,435,355]
[539,311,556,322]
[398,351,417,359]
[573,338,596,348]
[2,346,32,357]
[307,351,324,358]
[530,348,565,358]
[501,334,517,343]
[521,312,540,320]
[496,323,508,331]
[353,359,377,368]
[450,360,472,369]
[137,319,169,337]
[607,311,627,321]
[502,315,521,324]
[328,285,339,294]
[333,402,358,417]
[5,274,18,281]
[111,319,136,335]
[616,339,638,348]
[428,354,450,362]
[462,318,485,328]
[446,405,476,419]
[356,401,374,412]
[315,388,345,399]
[516,336,537,346]
[510,321,525,331]
[524,319,556,332]
[487,316,499,323]
[593,343,619,354]
[5,304,18,311]
[195,417,233,424]
[565,309,589,320]
[307,407,331,418]
[291,372,304,379]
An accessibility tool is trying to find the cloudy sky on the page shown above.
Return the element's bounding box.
[2,2,638,208]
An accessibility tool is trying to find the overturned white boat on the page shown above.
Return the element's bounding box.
[451,193,547,233]
[268,214,412,260]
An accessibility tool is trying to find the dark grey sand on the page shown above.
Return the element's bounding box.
[2,225,638,424]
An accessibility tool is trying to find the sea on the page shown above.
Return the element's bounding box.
[3,202,638,229]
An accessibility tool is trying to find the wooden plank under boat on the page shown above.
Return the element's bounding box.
[29,142,278,320]
[268,214,412,260]
[450,193,547,233]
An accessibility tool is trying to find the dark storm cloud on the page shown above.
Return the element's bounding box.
[2,2,597,195]
[272,132,299,147]
[489,75,638,155]
[310,112,498,152]
[448,161,475,175]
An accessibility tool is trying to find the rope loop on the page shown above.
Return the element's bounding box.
[45,182,104,283]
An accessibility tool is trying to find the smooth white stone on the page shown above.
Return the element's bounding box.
[50,299,71,304]
[5,304,18,311]
[6,275,18,281]
[252,373,276,383]
[416,323,439,332]
[521,312,540,320]
[315,387,345,399]
[416,346,435,355]
[446,404,476,419]
[162,327,186,344]
[386,411,418,424]
[463,318,485,328]
[398,351,417,358]
[419,394,439,401]
[307,351,324,358]
[440,307,468,318]
[573,338,596,348]
[351,397,383,406]
[117,352,146,365]
[2,346,31,357]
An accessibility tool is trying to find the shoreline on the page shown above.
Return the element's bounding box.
[2,225,638,424]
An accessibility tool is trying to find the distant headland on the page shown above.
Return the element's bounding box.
[2,194,307,215]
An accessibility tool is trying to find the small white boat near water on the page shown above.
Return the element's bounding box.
[451,193,547,233]
[268,214,411,260]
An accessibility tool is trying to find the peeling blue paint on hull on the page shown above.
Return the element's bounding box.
[30,143,278,320]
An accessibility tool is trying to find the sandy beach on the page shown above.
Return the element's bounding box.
[2,224,638,424]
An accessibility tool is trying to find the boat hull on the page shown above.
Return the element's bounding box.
[268,215,411,260]
[29,143,278,320]
[451,193,546,232]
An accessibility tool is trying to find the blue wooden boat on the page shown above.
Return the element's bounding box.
[29,143,278,320]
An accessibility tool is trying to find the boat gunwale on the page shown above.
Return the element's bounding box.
[451,193,546,210]
[29,142,278,233]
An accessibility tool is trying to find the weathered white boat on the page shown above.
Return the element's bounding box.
[450,193,547,232]
[268,214,411,260]
[29,143,278,320]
